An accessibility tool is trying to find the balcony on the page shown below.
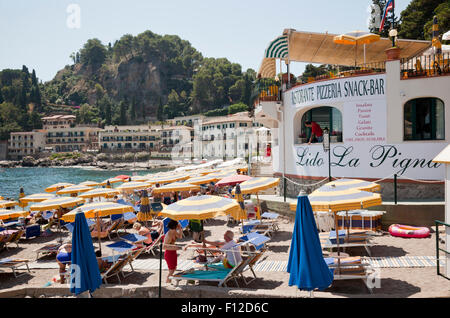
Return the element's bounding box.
[401,52,450,79]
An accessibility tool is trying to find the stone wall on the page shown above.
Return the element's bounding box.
[278,176,444,201]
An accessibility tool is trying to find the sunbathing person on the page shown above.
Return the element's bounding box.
[202,230,242,269]
[56,240,72,284]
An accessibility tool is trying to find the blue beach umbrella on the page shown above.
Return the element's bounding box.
[287,193,333,292]
[70,210,102,296]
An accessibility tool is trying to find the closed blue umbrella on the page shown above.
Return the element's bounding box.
[70,210,102,296]
[287,193,333,292]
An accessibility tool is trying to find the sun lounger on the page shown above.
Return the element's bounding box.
[0,258,31,278]
[240,220,273,237]
[91,218,125,240]
[238,232,270,254]
[171,257,253,287]
[319,230,374,256]
[34,243,62,260]
[0,229,24,249]
[241,251,266,285]
[142,231,163,256]
[101,254,134,284]
[324,256,376,293]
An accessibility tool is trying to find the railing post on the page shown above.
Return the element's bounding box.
[394,174,398,204]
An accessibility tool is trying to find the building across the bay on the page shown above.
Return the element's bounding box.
[99,125,160,152]
[8,130,46,160]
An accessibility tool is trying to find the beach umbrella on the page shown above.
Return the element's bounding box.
[0,209,29,220]
[147,174,190,185]
[443,30,450,41]
[62,202,134,253]
[323,178,381,193]
[333,31,380,65]
[0,200,19,208]
[18,187,27,210]
[232,177,280,219]
[287,193,333,294]
[234,184,248,225]
[99,178,123,187]
[215,175,252,187]
[116,181,151,192]
[115,175,130,181]
[185,175,219,186]
[78,181,100,187]
[69,210,102,296]
[137,189,152,222]
[128,176,151,182]
[56,184,94,196]
[158,195,240,221]
[45,183,74,193]
[78,188,120,200]
[19,193,57,204]
[150,182,200,194]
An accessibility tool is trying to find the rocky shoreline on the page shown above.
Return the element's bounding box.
[0,155,178,171]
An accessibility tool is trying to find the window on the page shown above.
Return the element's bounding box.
[301,106,343,142]
[404,98,445,140]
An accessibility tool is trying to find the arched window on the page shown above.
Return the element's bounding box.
[300,107,343,143]
[404,98,445,140]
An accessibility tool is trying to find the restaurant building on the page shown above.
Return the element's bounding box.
[255,29,450,200]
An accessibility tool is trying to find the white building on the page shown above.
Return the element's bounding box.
[99,125,159,152]
[8,130,46,159]
[256,29,450,200]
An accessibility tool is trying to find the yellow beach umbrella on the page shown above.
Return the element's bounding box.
[78,180,100,187]
[20,193,57,204]
[147,174,190,185]
[159,195,240,221]
[232,177,280,219]
[150,182,200,194]
[185,175,219,185]
[45,183,74,193]
[62,202,134,253]
[61,202,134,222]
[56,184,94,195]
[116,181,151,192]
[78,188,120,199]
[29,197,85,212]
[0,200,19,208]
[0,209,29,220]
[99,178,123,186]
[324,178,381,193]
[127,176,151,182]
[333,31,380,65]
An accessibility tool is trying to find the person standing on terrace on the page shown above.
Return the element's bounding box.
[305,121,323,145]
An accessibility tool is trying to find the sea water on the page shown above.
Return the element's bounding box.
[0,167,168,200]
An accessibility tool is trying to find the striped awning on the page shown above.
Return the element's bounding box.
[159,195,240,220]
[265,35,289,59]
[62,202,134,222]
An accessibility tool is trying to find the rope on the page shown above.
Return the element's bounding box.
[372,173,396,183]
[397,175,444,184]
[285,177,329,187]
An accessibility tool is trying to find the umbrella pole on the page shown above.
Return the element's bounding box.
[96,212,102,254]
[256,193,261,220]
[159,239,163,298]
[333,210,341,275]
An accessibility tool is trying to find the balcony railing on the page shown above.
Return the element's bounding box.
[401,52,450,79]
[254,78,281,103]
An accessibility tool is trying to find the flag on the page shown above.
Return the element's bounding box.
[379,0,395,32]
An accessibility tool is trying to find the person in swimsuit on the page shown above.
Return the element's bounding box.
[56,241,72,283]
[163,220,183,284]
[150,183,162,203]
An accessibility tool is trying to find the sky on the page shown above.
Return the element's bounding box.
[0,0,412,82]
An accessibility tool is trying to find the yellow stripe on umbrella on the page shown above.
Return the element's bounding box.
[324,178,381,192]
[0,209,29,220]
[45,183,74,193]
[185,175,220,185]
[78,188,120,199]
[147,174,190,185]
[0,200,19,208]
[78,181,100,187]
[99,178,123,186]
[116,181,151,192]
[159,195,240,221]
[56,184,94,195]
[61,202,134,222]
[29,197,85,211]
[20,193,57,204]
[150,182,200,194]
[233,177,280,194]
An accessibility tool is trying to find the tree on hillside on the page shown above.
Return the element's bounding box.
[118,100,127,125]
[423,2,450,40]
[79,38,107,66]
[398,0,446,40]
